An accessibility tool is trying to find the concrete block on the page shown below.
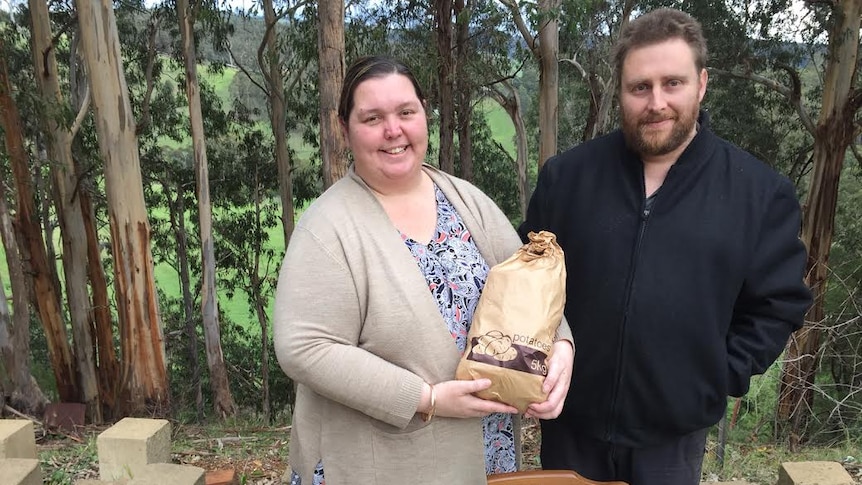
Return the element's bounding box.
[97,418,171,481]
[0,458,42,485]
[0,420,37,459]
[778,461,854,485]
[128,463,205,485]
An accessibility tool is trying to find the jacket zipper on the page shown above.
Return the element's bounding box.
[605,182,659,441]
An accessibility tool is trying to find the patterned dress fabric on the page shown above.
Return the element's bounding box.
[289,186,516,485]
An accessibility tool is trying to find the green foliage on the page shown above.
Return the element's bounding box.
[39,434,99,485]
[162,289,294,416]
[467,115,522,224]
[699,361,862,482]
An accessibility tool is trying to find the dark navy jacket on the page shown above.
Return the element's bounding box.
[519,113,812,447]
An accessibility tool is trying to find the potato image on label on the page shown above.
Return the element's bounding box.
[475,330,507,355]
[496,347,517,362]
[472,331,518,362]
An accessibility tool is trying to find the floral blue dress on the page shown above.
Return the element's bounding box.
[289,186,516,485]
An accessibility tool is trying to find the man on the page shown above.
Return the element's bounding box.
[518,8,812,485]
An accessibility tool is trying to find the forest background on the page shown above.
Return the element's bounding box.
[1,0,861,483]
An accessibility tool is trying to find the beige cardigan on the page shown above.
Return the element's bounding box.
[273,165,572,485]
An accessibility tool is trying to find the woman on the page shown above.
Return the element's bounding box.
[274,55,574,485]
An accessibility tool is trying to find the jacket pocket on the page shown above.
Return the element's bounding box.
[371,422,437,484]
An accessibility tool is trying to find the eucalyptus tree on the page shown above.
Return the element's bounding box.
[500,0,560,167]
[208,111,281,421]
[73,9,120,418]
[775,0,861,445]
[174,0,237,418]
[77,0,170,414]
[436,0,457,173]
[450,0,520,184]
[557,0,635,145]
[488,79,529,217]
[29,0,101,421]
[2,25,78,405]
[0,189,48,414]
[115,2,206,418]
[228,0,315,243]
[146,147,204,417]
[430,0,504,178]
[318,0,348,187]
[0,32,49,414]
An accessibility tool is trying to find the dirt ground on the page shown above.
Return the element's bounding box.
[33,418,542,484]
[32,418,862,484]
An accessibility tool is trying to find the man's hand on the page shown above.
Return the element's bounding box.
[524,340,574,419]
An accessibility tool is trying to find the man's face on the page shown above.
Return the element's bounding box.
[619,38,707,158]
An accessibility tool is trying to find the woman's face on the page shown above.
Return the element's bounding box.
[343,73,429,187]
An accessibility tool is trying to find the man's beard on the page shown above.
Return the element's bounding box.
[622,104,698,157]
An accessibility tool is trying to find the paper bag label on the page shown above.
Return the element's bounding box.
[465,332,548,376]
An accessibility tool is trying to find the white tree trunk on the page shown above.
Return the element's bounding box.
[76,0,168,414]
[177,0,236,417]
[30,0,101,421]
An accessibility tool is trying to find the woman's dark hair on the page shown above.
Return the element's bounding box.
[338,55,426,125]
[613,8,708,85]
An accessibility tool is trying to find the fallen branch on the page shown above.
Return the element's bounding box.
[4,404,43,425]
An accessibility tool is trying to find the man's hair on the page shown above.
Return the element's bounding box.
[613,8,708,85]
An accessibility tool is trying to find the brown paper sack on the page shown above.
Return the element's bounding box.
[455,230,566,413]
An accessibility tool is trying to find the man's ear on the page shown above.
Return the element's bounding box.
[698,68,708,102]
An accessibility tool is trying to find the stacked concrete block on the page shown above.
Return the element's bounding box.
[0,419,41,485]
[0,419,38,458]
[127,463,204,485]
[83,417,203,485]
[97,417,172,481]
[1,458,42,485]
[778,461,855,485]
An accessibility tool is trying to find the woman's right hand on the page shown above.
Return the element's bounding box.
[432,379,519,418]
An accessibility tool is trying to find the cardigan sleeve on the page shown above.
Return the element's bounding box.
[273,226,425,429]
[726,177,812,397]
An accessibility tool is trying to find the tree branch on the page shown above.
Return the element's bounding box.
[479,56,528,89]
[498,0,538,54]
[284,63,308,95]
[850,141,862,173]
[709,67,816,135]
[70,84,90,139]
[847,87,862,115]
[849,120,862,172]
[228,42,268,96]
[560,54,587,80]
[45,13,79,75]
[136,15,160,135]
[256,17,276,95]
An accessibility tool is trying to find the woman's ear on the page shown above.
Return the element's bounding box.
[339,117,349,140]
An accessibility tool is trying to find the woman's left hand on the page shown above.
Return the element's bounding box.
[524,340,574,420]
